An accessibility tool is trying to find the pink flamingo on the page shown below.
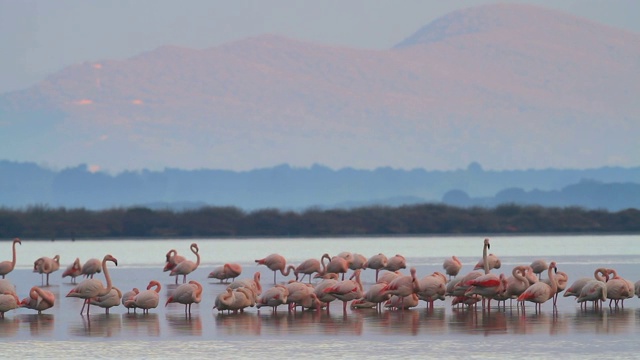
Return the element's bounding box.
[125,280,161,314]
[33,255,60,286]
[500,265,532,307]
[351,282,390,311]
[214,287,256,313]
[166,280,203,314]
[81,258,102,279]
[473,253,501,270]
[385,293,419,310]
[365,253,388,282]
[66,254,118,315]
[517,261,558,312]
[0,238,21,278]
[542,270,568,306]
[294,257,322,283]
[577,279,607,310]
[313,273,339,313]
[384,254,407,272]
[256,284,289,313]
[323,269,364,313]
[529,259,548,279]
[319,253,349,280]
[164,249,186,283]
[89,287,122,314]
[285,281,314,312]
[0,292,20,318]
[385,267,418,310]
[121,287,140,313]
[416,271,447,309]
[62,258,83,284]
[208,263,242,283]
[255,253,295,284]
[606,268,633,308]
[20,286,55,314]
[170,243,200,283]
[0,279,16,295]
[228,271,263,296]
[451,238,492,297]
[442,256,462,279]
[350,253,367,271]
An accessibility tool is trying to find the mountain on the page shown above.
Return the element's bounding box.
[2,160,639,211]
[1,3,639,173]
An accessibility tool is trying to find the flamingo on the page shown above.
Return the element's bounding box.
[385,293,420,310]
[465,273,506,309]
[0,292,20,318]
[385,267,418,310]
[451,238,492,297]
[577,279,607,310]
[164,249,186,284]
[384,254,407,272]
[125,280,161,314]
[517,261,558,312]
[285,281,314,312]
[62,258,83,284]
[170,243,200,283]
[442,256,462,279]
[81,258,102,279]
[313,273,339,312]
[166,280,203,314]
[33,255,60,286]
[0,279,16,295]
[416,271,447,309]
[20,286,55,314]
[563,268,608,302]
[208,263,242,283]
[605,268,633,308]
[214,287,256,313]
[365,253,388,282]
[228,271,263,296]
[351,282,390,311]
[255,253,295,284]
[377,270,402,285]
[473,253,501,270]
[0,238,21,278]
[294,257,322,283]
[89,287,122,314]
[501,265,532,306]
[530,259,548,279]
[66,254,118,315]
[350,253,368,271]
[319,253,349,280]
[323,269,364,313]
[542,270,568,306]
[121,288,140,313]
[256,284,289,313]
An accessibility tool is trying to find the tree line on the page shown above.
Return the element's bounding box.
[1,203,638,239]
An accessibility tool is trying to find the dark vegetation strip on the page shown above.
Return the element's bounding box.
[0,204,639,239]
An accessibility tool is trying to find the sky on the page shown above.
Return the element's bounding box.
[1,0,639,94]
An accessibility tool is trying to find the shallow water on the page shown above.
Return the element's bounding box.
[1,235,640,358]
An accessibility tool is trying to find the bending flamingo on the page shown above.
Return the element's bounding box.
[20,286,55,314]
[166,280,203,315]
[255,253,295,284]
[125,280,161,314]
[517,261,558,312]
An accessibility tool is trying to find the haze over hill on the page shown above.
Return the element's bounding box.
[1,3,638,173]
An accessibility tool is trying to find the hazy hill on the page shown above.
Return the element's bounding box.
[1,160,639,211]
[1,3,638,172]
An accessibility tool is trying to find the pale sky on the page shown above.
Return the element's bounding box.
[1,0,638,94]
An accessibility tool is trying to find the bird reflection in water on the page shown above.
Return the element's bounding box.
[69,314,122,337]
[122,312,160,337]
[18,314,55,336]
[0,316,20,336]
[165,313,202,336]
[572,308,635,334]
[215,312,262,336]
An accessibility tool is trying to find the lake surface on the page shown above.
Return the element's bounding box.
[2,234,640,359]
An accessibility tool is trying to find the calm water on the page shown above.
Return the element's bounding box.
[2,234,640,359]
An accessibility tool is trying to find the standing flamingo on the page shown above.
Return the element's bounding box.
[125,280,161,314]
[384,254,407,272]
[166,280,203,315]
[605,268,633,308]
[20,286,55,314]
[365,253,388,282]
[313,273,339,313]
[208,263,243,283]
[228,271,263,296]
[517,261,558,312]
[319,253,349,280]
[294,257,322,283]
[256,284,289,313]
[121,288,140,313]
[81,258,102,279]
[529,259,548,279]
[542,270,568,306]
[350,282,390,311]
[164,249,186,284]
[385,267,417,310]
[416,271,447,309]
[0,238,21,278]
[89,287,122,314]
[170,243,200,283]
[0,292,20,318]
[350,253,368,271]
[33,255,60,286]
[255,253,295,284]
[442,256,462,280]
[66,254,118,315]
[473,253,501,270]
[62,258,83,284]
[323,269,364,313]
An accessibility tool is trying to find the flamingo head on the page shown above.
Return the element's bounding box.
[104,254,118,266]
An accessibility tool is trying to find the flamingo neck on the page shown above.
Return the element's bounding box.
[547,265,557,295]
[100,258,113,296]
[12,241,19,266]
[513,267,528,287]
[482,243,489,274]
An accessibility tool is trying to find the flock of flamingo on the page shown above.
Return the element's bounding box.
[1,237,639,318]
